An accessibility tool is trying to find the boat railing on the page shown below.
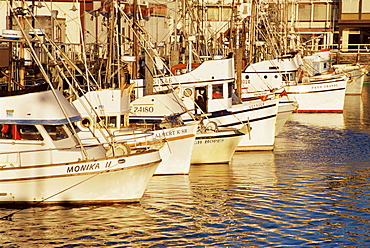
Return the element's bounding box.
[0,145,97,168]
[77,130,159,150]
[304,44,370,55]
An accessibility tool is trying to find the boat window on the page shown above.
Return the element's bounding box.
[44,125,68,141]
[0,124,42,140]
[121,114,129,127]
[183,88,193,97]
[96,116,106,128]
[282,73,292,82]
[228,83,234,98]
[18,125,43,140]
[66,122,81,135]
[81,117,91,128]
[212,85,223,99]
[107,116,117,128]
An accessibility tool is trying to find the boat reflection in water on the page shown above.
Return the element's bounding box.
[0,85,370,247]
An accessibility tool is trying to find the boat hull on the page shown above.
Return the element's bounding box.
[151,124,197,175]
[345,67,365,95]
[0,151,161,205]
[285,76,347,112]
[276,100,298,135]
[191,130,244,164]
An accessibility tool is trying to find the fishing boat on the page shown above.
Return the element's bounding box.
[0,87,161,205]
[242,52,348,113]
[302,49,366,95]
[72,88,198,175]
[148,58,278,151]
[192,125,246,164]
[130,91,248,163]
[332,64,366,95]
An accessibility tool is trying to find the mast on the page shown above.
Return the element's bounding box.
[19,0,25,87]
[132,0,138,80]
[248,0,256,64]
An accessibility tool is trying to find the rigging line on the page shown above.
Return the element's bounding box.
[8,5,89,159]
[140,59,189,114]
[23,2,100,89]
[0,155,134,221]
[35,0,79,45]
[17,7,112,148]
[117,4,230,121]
[76,0,92,94]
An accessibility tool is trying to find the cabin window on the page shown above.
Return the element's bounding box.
[282,73,290,82]
[67,123,81,135]
[96,116,117,128]
[81,118,91,128]
[121,114,129,127]
[107,116,117,128]
[0,124,42,140]
[44,125,68,141]
[183,88,193,97]
[18,125,43,140]
[212,85,223,99]
[228,83,234,98]
[195,87,207,113]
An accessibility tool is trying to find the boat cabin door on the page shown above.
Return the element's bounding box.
[195,87,207,114]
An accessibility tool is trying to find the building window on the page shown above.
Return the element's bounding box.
[207,7,219,21]
[342,0,359,13]
[298,4,311,21]
[221,7,232,21]
[363,0,370,13]
[362,0,370,19]
[287,4,294,20]
[313,4,327,21]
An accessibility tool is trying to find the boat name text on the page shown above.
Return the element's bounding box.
[133,106,154,113]
[311,83,338,90]
[155,129,188,138]
[195,139,224,144]
[66,161,112,173]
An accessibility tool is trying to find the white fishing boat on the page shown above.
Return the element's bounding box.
[130,92,248,163]
[72,88,198,175]
[0,88,161,205]
[285,73,348,112]
[275,97,299,135]
[332,64,366,95]
[146,58,278,151]
[242,52,348,113]
[192,126,246,164]
[302,49,366,95]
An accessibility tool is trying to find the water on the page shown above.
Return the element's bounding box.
[1,85,370,247]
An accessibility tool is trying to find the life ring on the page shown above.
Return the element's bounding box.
[106,143,131,157]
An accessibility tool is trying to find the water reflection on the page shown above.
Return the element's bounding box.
[1,85,370,247]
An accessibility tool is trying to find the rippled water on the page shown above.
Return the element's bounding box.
[1,85,370,247]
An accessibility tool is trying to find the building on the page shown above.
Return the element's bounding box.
[338,0,370,52]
